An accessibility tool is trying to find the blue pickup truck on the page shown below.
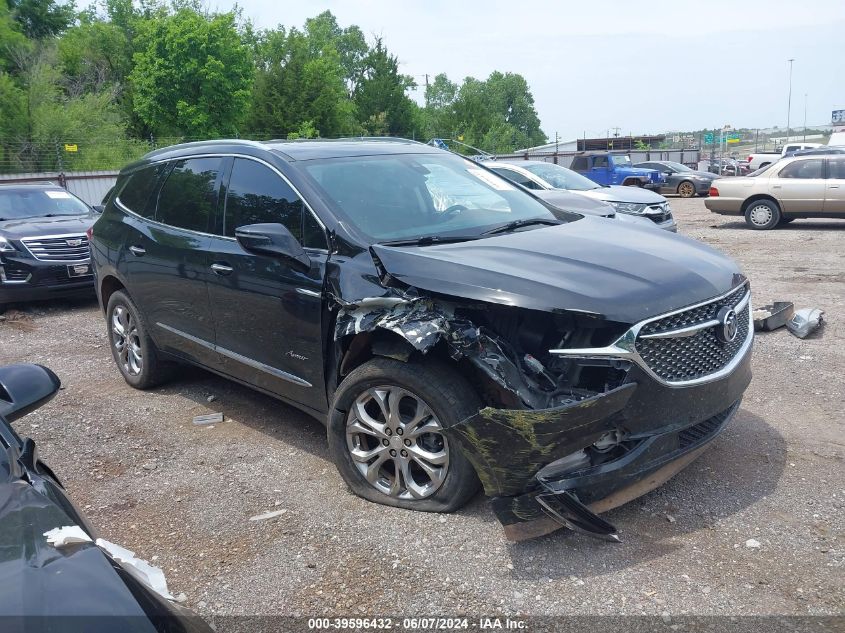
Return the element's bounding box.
[569,152,665,190]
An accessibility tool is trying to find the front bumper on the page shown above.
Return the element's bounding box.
[0,255,94,304]
[444,339,752,540]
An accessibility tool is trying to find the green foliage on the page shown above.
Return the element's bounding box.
[6,0,74,38]
[354,38,418,137]
[130,9,253,137]
[0,7,550,172]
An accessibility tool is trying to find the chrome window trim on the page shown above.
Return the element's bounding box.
[549,285,753,388]
[116,152,330,254]
[21,233,91,263]
[156,322,312,388]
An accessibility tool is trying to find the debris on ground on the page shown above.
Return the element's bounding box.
[44,525,92,546]
[745,538,762,549]
[249,509,288,521]
[786,308,824,339]
[193,412,224,425]
[206,395,216,403]
[753,302,794,332]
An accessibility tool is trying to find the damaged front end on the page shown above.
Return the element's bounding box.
[330,252,753,542]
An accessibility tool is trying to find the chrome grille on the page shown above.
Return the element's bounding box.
[636,286,750,383]
[21,234,90,261]
[644,202,672,224]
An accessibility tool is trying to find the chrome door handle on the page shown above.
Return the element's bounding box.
[128,245,146,256]
[829,185,840,189]
[210,263,233,275]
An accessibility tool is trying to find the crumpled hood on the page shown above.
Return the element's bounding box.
[0,213,95,240]
[577,185,666,205]
[370,216,744,324]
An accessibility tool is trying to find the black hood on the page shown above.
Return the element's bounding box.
[370,217,745,324]
[0,213,96,240]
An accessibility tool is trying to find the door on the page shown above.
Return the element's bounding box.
[121,157,224,366]
[590,156,611,185]
[205,157,329,410]
[771,159,826,213]
[824,157,845,213]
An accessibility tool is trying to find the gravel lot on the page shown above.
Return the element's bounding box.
[1,198,843,624]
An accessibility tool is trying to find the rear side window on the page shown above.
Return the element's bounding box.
[490,167,540,189]
[570,157,588,171]
[117,166,163,218]
[156,158,223,232]
[225,158,326,249]
[778,159,824,179]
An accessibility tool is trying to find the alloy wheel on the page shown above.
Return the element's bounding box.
[679,181,695,198]
[111,305,142,376]
[345,386,450,500]
[748,204,773,227]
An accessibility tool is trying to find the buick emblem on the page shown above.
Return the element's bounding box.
[66,238,83,247]
[716,307,739,344]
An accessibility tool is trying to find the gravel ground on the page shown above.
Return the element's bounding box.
[0,198,843,622]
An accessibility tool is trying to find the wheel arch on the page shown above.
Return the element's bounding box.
[99,274,127,313]
[741,194,781,214]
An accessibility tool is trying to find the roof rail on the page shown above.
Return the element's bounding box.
[142,138,265,160]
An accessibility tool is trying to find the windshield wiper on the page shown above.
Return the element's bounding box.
[378,235,480,247]
[481,218,560,236]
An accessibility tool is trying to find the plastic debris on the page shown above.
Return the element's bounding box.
[249,508,288,521]
[193,412,224,425]
[745,538,762,549]
[96,538,173,600]
[752,302,794,332]
[43,525,92,546]
[44,526,174,601]
[786,308,824,339]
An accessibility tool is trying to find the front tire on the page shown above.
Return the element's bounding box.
[744,199,781,230]
[106,290,170,389]
[328,357,481,513]
[677,180,696,198]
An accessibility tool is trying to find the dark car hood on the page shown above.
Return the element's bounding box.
[0,213,96,240]
[370,217,744,324]
[532,189,615,217]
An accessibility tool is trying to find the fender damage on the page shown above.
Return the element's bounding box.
[327,248,751,542]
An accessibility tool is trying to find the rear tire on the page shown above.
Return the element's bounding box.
[328,357,481,513]
[744,199,781,230]
[677,181,696,198]
[106,290,170,389]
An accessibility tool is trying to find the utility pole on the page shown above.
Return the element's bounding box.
[786,58,795,143]
[803,93,808,142]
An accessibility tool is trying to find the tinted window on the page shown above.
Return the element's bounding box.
[570,157,588,171]
[778,159,824,179]
[156,158,222,232]
[118,165,163,218]
[828,158,845,180]
[490,167,540,189]
[225,158,326,248]
[593,156,609,169]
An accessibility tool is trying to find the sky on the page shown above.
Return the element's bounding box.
[217,0,845,142]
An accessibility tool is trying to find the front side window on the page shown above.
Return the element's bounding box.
[777,159,824,179]
[156,157,223,232]
[301,152,560,242]
[829,158,845,180]
[490,167,541,190]
[523,163,601,191]
[593,156,609,169]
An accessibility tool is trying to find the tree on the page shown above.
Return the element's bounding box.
[130,9,253,137]
[247,26,357,138]
[6,0,74,38]
[303,10,367,95]
[354,38,417,137]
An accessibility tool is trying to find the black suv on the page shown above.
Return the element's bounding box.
[91,139,753,541]
[0,184,96,309]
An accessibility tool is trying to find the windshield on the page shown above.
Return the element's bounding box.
[301,153,562,242]
[611,155,632,167]
[522,163,600,191]
[0,189,90,220]
[662,161,692,172]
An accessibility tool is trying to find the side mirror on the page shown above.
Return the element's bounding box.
[235,223,311,269]
[92,204,105,213]
[0,364,61,422]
